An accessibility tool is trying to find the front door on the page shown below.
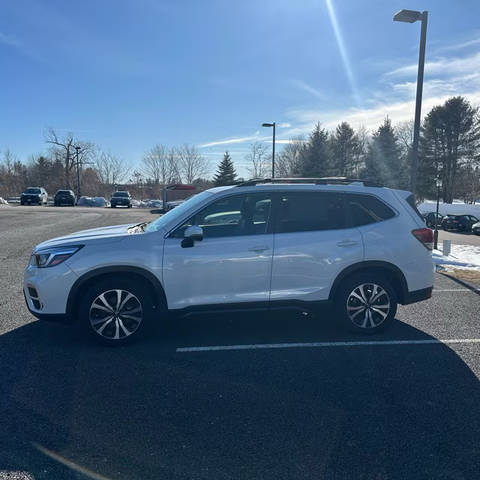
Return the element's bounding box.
[163,192,274,310]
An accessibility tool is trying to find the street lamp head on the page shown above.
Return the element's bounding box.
[262,123,274,128]
[393,9,423,23]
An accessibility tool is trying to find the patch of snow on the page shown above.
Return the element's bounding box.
[433,244,480,272]
[418,200,480,217]
[0,197,9,205]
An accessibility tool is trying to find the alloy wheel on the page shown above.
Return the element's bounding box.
[346,283,390,329]
[89,289,143,340]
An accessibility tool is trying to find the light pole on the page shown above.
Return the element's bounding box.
[262,122,276,178]
[393,9,428,194]
[75,146,82,197]
[434,176,442,249]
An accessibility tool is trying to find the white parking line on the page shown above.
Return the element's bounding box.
[176,338,480,353]
[434,288,478,292]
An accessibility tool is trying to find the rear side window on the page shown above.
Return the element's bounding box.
[346,194,396,227]
[276,192,346,233]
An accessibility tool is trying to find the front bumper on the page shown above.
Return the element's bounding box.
[23,261,79,320]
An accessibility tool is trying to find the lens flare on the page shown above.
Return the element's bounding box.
[325,0,361,106]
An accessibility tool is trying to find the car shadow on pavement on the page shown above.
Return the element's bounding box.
[0,314,479,480]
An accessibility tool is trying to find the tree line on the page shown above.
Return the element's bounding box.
[1,96,479,203]
[213,96,480,204]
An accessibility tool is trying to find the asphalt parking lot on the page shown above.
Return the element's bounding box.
[0,206,479,479]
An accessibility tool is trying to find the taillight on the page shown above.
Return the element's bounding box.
[412,228,434,250]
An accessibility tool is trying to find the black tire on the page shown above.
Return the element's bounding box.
[128,204,132,208]
[334,272,397,334]
[111,204,116,208]
[77,277,156,345]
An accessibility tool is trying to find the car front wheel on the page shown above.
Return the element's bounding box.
[335,273,397,334]
[78,278,154,345]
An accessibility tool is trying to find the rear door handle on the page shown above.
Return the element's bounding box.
[248,245,270,253]
[337,240,359,247]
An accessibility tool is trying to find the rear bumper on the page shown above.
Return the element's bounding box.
[403,286,433,305]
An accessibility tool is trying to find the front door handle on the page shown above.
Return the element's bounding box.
[337,240,359,247]
[248,245,270,253]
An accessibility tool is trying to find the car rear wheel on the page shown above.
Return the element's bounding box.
[78,278,155,345]
[335,273,397,334]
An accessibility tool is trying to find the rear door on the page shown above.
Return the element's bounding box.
[270,191,363,303]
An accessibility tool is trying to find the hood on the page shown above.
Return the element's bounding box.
[34,223,134,251]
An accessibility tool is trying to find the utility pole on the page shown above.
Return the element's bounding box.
[394,9,428,193]
[75,146,81,197]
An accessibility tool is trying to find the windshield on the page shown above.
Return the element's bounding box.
[145,191,212,233]
[56,190,71,195]
[113,192,129,197]
[25,188,40,194]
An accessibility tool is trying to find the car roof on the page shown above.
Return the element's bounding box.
[205,183,400,196]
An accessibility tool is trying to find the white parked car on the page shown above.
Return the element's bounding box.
[24,178,435,345]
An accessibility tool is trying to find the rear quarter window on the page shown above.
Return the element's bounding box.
[346,193,396,227]
[405,194,424,222]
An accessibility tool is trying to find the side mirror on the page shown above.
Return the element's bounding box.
[181,225,203,248]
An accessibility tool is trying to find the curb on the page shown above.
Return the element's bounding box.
[438,271,480,296]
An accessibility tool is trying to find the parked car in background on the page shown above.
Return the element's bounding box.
[77,196,109,207]
[472,221,480,235]
[54,189,76,206]
[442,214,479,232]
[423,212,443,228]
[110,191,132,208]
[20,187,48,205]
[24,178,434,345]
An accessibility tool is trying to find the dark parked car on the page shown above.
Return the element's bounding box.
[110,191,132,208]
[54,189,76,206]
[423,212,444,228]
[442,214,479,232]
[20,187,48,205]
[77,196,109,207]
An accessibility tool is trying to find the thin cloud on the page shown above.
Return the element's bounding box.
[291,80,326,100]
[0,31,20,47]
[385,52,480,78]
[437,37,480,53]
[199,135,262,148]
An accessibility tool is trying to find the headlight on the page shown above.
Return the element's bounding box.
[30,245,83,268]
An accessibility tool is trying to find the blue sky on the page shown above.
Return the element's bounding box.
[1,0,480,178]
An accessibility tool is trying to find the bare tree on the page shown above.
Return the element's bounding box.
[95,151,131,186]
[44,128,94,189]
[275,136,305,177]
[395,120,414,155]
[142,144,179,185]
[246,142,269,178]
[176,144,209,183]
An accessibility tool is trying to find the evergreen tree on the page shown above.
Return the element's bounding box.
[213,151,236,186]
[419,96,480,203]
[364,117,405,188]
[330,122,360,177]
[296,123,332,177]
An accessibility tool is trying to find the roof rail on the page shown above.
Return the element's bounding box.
[235,177,380,187]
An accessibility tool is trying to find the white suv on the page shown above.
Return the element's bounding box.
[24,178,434,344]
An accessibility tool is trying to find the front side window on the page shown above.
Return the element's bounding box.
[276,192,346,233]
[173,193,272,238]
[346,194,396,227]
